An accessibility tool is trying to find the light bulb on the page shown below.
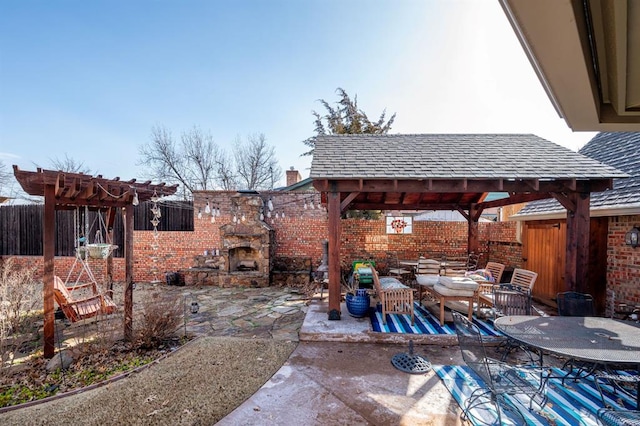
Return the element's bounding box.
[303,201,308,209]
[205,202,211,214]
[233,214,237,223]
[132,191,139,206]
[310,201,315,209]
[267,210,271,218]
[267,198,274,211]
[210,215,216,223]
[275,212,279,219]
[281,211,285,218]
[241,213,246,222]
[216,207,221,217]
[197,209,202,219]
[259,212,264,221]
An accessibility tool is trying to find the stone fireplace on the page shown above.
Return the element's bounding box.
[218,192,274,286]
[181,192,274,287]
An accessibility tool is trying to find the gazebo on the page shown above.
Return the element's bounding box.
[13,166,178,358]
[309,134,627,320]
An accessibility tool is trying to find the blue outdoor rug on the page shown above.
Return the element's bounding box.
[369,302,501,336]
[434,365,638,425]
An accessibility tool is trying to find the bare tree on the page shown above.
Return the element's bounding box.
[234,134,282,190]
[49,153,92,174]
[302,87,396,156]
[139,126,225,195]
[0,160,11,195]
[139,126,282,194]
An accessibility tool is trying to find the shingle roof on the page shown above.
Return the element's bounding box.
[309,134,626,180]
[515,132,639,216]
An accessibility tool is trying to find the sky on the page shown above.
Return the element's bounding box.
[0,0,597,193]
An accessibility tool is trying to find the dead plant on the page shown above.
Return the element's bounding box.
[0,258,41,370]
[136,292,182,349]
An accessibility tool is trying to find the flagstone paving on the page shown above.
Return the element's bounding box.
[50,282,309,350]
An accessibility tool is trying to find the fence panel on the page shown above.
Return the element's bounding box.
[0,201,193,256]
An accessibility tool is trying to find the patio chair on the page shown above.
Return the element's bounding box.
[484,262,506,284]
[477,268,537,316]
[556,291,595,316]
[452,312,548,425]
[597,408,640,426]
[386,252,411,278]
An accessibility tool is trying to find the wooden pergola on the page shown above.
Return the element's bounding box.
[13,166,178,358]
[309,134,627,320]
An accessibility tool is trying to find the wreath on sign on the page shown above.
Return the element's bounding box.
[390,218,408,233]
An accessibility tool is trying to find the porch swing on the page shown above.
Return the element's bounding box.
[53,207,117,322]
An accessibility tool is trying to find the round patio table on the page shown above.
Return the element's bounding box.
[495,315,640,408]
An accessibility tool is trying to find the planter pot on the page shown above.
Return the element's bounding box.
[346,292,370,318]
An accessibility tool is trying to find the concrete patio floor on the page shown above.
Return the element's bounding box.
[217,298,467,425]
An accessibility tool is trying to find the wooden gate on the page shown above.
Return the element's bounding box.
[522,218,608,312]
[522,221,566,303]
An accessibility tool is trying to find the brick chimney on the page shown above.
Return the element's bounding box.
[285,167,301,187]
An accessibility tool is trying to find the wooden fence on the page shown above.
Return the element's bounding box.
[0,201,193,257]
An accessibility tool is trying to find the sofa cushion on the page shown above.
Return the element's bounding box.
[438,276,479,292]
[379,276,409,290]
[416,274,439,287]
[433,283,476,297]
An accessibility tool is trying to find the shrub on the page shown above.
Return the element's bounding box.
[0,258,40,370]
[136,292,182,349]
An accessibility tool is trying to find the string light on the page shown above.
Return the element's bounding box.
[205,201,211,214]
[267,197,274,211]
[274,211,279,219]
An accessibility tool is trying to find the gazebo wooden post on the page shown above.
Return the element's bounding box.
[123,204,134,340]
[468,204,482,256]
[43,185,56,358]
[564,192,591,293]
[327,189,342,320]
[105,207,117,297]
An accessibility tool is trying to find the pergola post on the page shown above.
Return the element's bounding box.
[123,204,134,340]
[327,188,342,320]
[468,204,482,256]
[565,192,591,292]
[43,185,56,358]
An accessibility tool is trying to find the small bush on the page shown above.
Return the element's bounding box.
[0,258,40,370]
[136,292,182,349]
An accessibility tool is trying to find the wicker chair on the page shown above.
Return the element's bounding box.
[452,312,548,424]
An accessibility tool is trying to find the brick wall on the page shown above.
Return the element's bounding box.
[1,191,521,285]
[607,215,640,309]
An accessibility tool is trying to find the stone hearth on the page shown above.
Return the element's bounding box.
[182,192,274,287]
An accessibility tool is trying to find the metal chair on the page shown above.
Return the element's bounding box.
[556,291,595,316]
[493,286,532,317]
[598,408,640,426]
[452,312,548,425]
